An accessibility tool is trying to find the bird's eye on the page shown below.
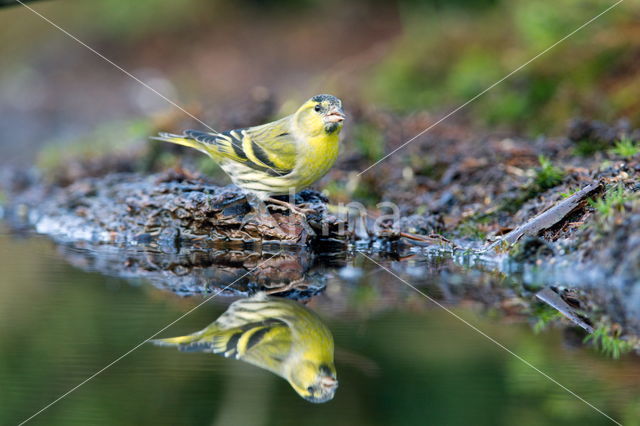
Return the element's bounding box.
[314,104,321,112]
[307,386,314,393]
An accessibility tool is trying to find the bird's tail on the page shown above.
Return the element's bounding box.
[150,331,211,352]
[151,326,248,357]
[150,132,209,154]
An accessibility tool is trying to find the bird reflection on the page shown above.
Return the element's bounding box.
[152,292,338,403]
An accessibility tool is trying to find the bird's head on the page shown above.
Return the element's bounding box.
[288,360,338,403]
[294,94,345,136]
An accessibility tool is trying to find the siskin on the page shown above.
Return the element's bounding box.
[152,94,345,212]
[152,292,338,403]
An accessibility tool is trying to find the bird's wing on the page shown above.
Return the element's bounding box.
[179,116,297,177]
[242,118,299,174]
[230,319,293,368]
[152,318,292,370]
[152,294,299,373]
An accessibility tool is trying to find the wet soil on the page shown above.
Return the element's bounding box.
[1,169,353,247]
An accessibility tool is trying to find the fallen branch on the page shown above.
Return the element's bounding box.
[536,287,593,333]
[488,181,603,250]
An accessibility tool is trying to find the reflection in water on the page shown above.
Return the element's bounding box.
[57,243,331,299]
[5,233,640,424]
[153,292,338,403]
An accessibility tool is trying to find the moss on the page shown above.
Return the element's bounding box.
[534,155,564,191]
[584,324,634,360]
[352,180,381,207]
[532,303,564,334]
[455,222,488,240]
[589,185,635,219]
[572,139,608,157]
[609,137,640,158]
[559,187,579,198]
[495,156,564,215]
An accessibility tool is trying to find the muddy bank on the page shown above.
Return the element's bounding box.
[2,170,354,248]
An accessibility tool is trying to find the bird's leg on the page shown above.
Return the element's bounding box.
[241,193,295,240]
[264,278,304,295]
[266,196,316,237]
[266,197,315,218]
[241,193,278,229]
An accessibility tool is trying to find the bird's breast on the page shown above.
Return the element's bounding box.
[295,133,340,188]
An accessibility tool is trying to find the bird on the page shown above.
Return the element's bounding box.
[152,94,345,217]
[151,292,338,403]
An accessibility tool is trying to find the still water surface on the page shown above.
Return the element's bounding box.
[1,229,639,425]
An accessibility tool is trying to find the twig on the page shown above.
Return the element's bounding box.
[488,181,603,250]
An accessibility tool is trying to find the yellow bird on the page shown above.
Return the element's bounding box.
[152,94,345,213]
[152,292,338,403]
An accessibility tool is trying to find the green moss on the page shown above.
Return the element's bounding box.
[532,304,564,334]
[589,185,635,218]
[455,222,487,240]
[493,156,564,215]
[534,155,564,190]
[584,325,634,360]
[609,137,640,158]
[572,139,608,157]
[559,187,579,198]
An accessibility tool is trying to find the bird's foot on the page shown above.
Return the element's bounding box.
[241,194,295,240]
[266,197,317,238]
[266,198,315,219]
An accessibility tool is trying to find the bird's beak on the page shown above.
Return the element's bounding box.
[325,108,345,123]
[320,376,339,390]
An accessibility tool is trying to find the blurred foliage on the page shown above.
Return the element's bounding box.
[455,221,488,240]
[559,187,579,199]
[3,0,638,172]
[353,123,386,163]
[75,0,201,39]
[367,0,639,134]
[36,120,150,167]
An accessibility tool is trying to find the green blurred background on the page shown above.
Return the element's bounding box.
[1,0,638,166]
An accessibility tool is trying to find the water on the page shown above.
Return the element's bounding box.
[1,230,639,426]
